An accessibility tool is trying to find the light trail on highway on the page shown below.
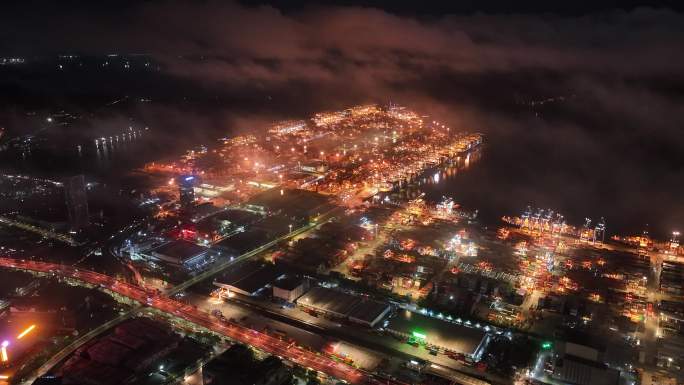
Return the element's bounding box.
[0,257,402,385]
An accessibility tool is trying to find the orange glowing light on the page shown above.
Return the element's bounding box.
[17,324,36,339]
[1,347,7,362]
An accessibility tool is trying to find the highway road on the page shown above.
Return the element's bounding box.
[196,294,496,385]
[19,311,137,385]
[0,257,399,385]
[1,207,345,384]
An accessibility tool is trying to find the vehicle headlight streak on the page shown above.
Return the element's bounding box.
[17,324,36,339]
[0,325,39,365]
[0,341,7,362]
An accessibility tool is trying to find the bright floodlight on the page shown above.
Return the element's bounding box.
[412,331,427,339]
[17,325,36,339]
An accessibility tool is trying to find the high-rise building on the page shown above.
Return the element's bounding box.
[594,217,606,243]
[670,231,680,251]
[178,175,196,209]
[64,175,89,231]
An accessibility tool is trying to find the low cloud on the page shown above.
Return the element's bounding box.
[0,2,683,236]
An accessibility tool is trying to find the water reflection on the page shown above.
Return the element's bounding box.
[93,127,147,167]
[378,147,482,203]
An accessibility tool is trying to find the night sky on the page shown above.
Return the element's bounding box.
[0,0,682,237]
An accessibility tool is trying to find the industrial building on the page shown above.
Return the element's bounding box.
[385,310,489,359]
[58,319,179,385]
[177,175,196,209]
[188,202,223,223]
[203,344,292,385]
[214,263,283,297]
[545,341,620,385]
[149,240,209,267]
[296,286,391,327]
[196,208,261,241]
[348,299,393,327]
[550,355,619,385]
[272,277,307,303]
[213,228,270,256]
[297,286,360,318]
[245,188,332,223]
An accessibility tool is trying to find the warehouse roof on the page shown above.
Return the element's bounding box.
[297,286,359,317]
[152,240,208,263]
[386,310,487,356]
[247,188,332,218]
[213,229,270,255]
[348,299,390,325]
[273,276,304,291]
[231,265,282,295]
[215,263,282,296]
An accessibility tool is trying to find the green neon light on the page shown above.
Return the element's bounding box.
[412,331,427,339]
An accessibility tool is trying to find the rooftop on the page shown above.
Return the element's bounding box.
[273,276,304,291]
[59,319,176,385]
[386,310,487,355]
[210,208,261,226]
[296,286,360,317]
[247,188,331,218]
[215,263,282,296]
[213,228,270,255]
[555,354,619,385]
[152,240,208,262]
[347,298,391,324]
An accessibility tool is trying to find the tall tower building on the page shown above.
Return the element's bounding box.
[178,175,196,209]
[594,217,606,243]
[64,175,89,231]
[670,231,680,251]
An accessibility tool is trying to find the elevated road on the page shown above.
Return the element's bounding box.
[0,257,398,385]
[167,206,342,296]
[168,220,317,296]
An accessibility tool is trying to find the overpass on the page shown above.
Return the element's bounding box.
[168,218,319,296]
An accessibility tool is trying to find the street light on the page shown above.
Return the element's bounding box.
[289,224,293,233]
